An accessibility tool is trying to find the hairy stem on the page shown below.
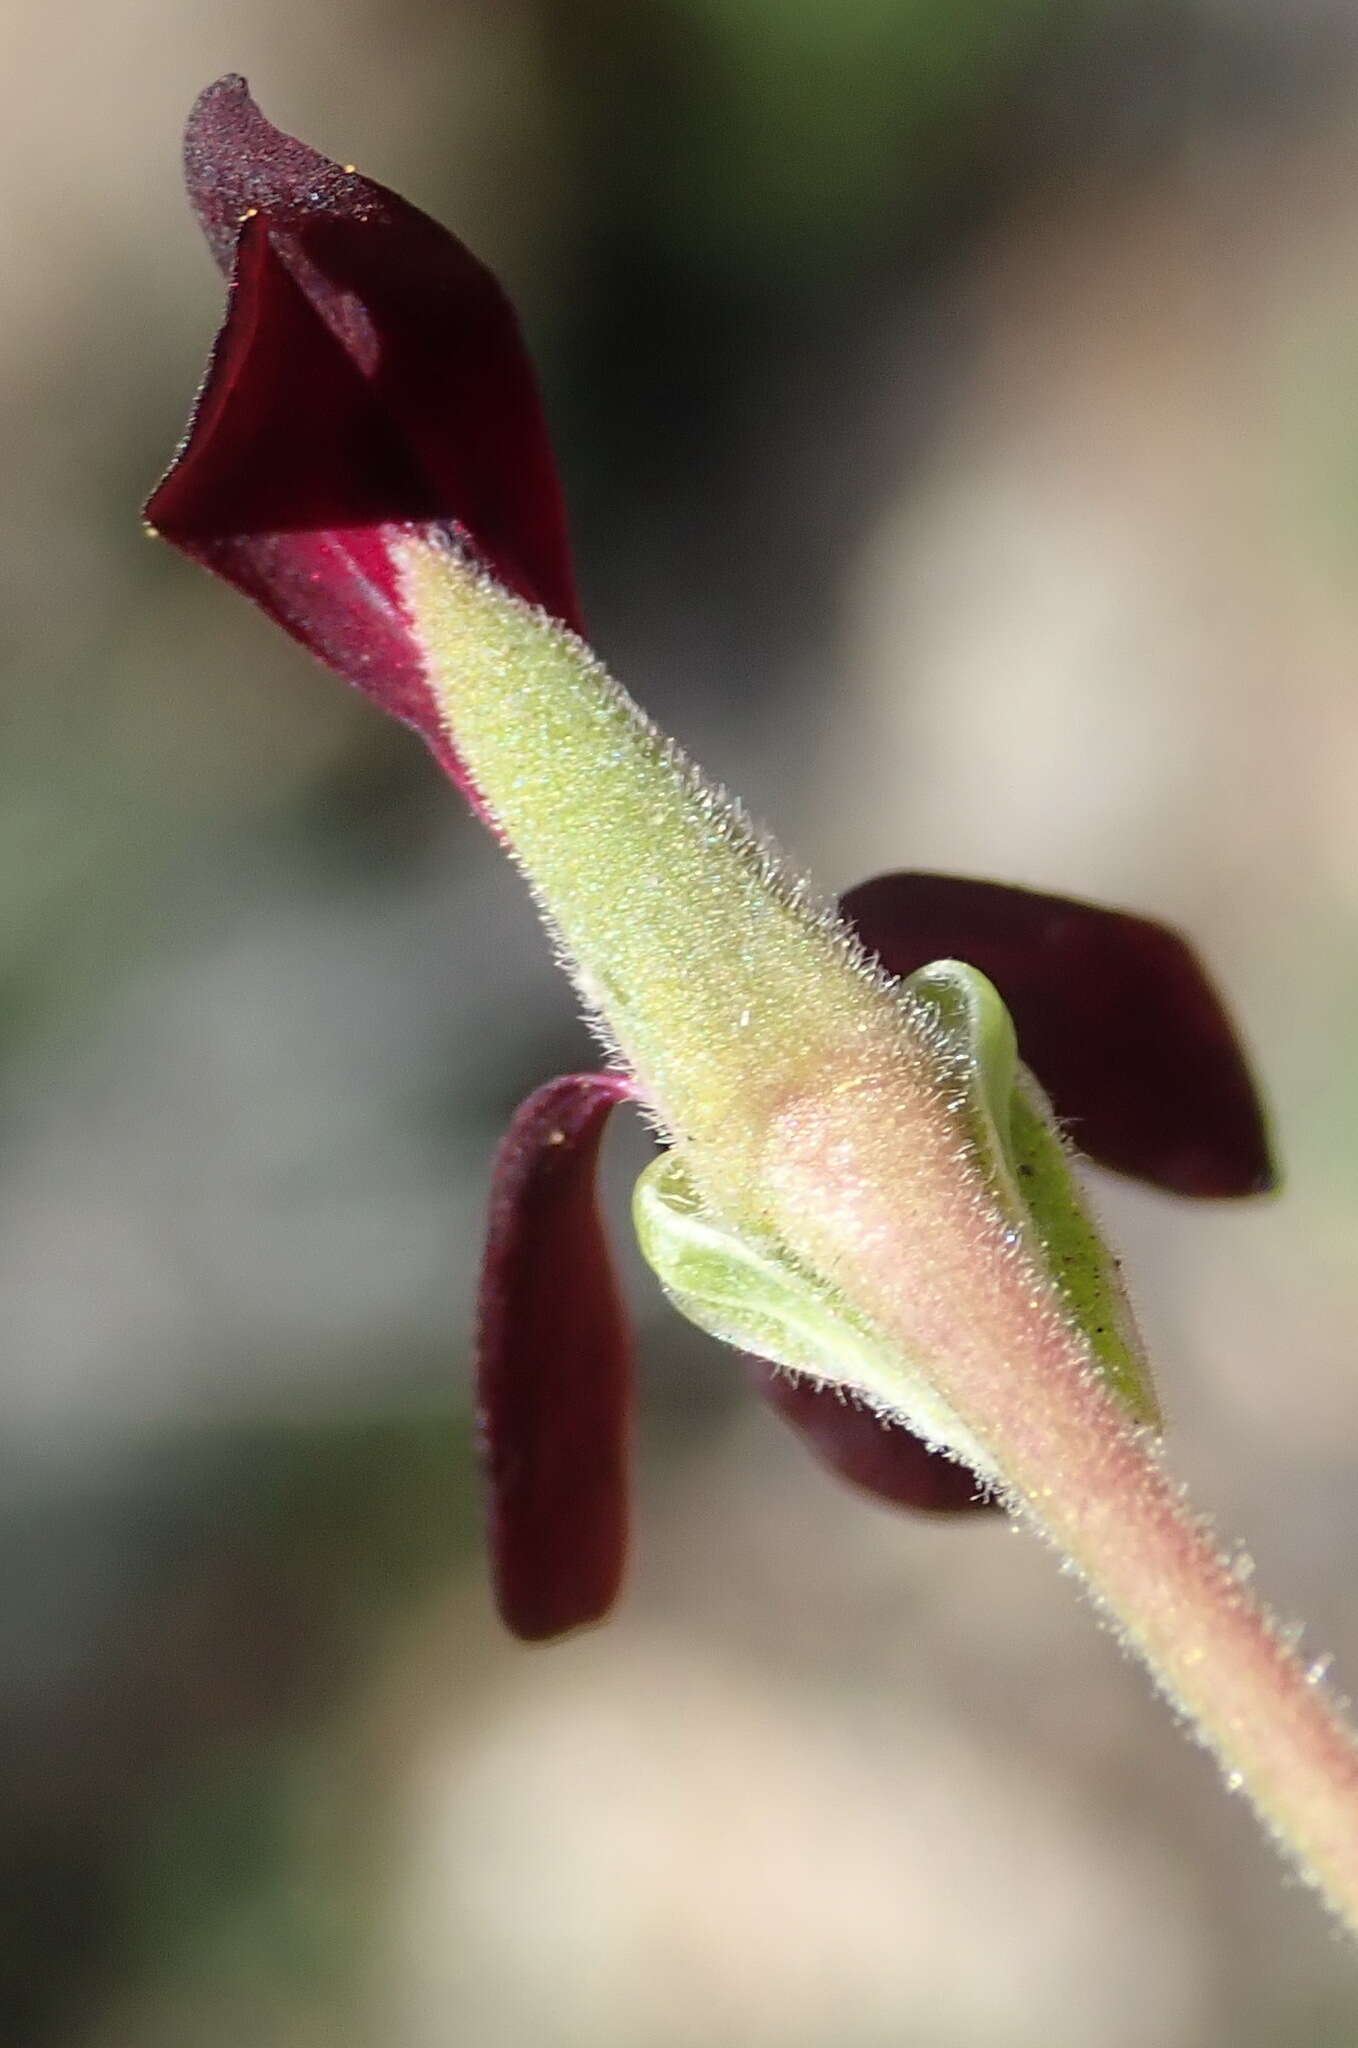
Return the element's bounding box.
[769,1085,1358,1928]
[404,539,1358,1923]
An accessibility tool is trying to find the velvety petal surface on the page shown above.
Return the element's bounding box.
[840,872,1275,1198]
[478,1073,635,1641]
[748,1361,997,1514]
[148,217,477,785]
[148,75,582,807]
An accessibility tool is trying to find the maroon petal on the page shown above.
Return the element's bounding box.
[840,872,1275,1198]
[148,76,582,806]
[149,217,476,793]
[478,1074,636,1641]
[749,1361,997,1514]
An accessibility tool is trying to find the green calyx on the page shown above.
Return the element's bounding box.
[400,536,1158,1456]
[401,537,906,1231]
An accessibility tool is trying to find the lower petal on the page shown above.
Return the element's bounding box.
[478,1072,636,1640]
[748,1360,998,1514]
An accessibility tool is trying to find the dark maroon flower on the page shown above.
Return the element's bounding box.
[152,82,1277,1642]
[482,874,1273,1635]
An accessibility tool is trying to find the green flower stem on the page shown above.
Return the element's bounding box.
[404,533,1358,1930]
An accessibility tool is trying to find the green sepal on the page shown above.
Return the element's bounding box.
[905,957,1019,1157]
[903,959,1160,1430]
[631,1149,996,1475]
[1006,1075,1160,1426]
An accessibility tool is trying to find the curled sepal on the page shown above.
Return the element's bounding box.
[905,959,1161,1430]
[631,1149,997,1479]
[747,1361,999,1514]
[1008,1073,1159,1425]
[477,1072,634,1641]
[842,871,1276,1198]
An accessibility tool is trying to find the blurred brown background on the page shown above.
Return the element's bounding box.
[6,1,1358,2042]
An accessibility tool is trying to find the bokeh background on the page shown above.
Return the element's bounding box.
[6,2,1358,2042]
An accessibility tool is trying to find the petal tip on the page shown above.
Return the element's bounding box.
[189,70,253,116]
[183,75,274,270]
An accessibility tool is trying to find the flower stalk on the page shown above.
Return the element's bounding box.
[405,534,1358,1926]
[150,74,1358,1933]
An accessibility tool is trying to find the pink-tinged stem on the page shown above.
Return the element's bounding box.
[987,1365,1358,1918]
[768,1085,1358,1930]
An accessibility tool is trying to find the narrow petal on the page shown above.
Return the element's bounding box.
[748,1361,998,1514]
[840,872,1275,1198]
[478,1073,635,1641]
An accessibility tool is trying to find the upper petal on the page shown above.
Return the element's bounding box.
[148,217,476,788]
[840,871,1275,1198]
[478,1072,636,1641]
[173,75,582,634]
[147,77,583,821]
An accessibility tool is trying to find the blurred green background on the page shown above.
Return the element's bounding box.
[6,1,1358,2042]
